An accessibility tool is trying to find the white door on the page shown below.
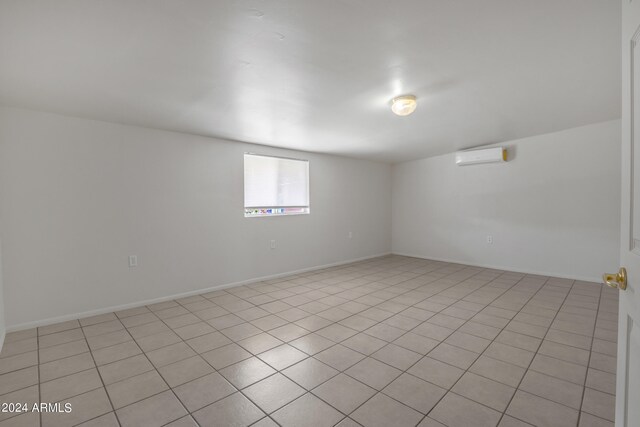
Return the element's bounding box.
[617,1,640,426]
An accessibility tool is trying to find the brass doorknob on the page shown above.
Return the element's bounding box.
[603,267,627,290]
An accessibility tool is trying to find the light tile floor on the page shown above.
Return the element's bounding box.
[0,255,618,427]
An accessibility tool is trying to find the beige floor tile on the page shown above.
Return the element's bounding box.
[116,306,151,319]
[529,354,587,385]
[312,373,376,414]
[408,356,464,389]
[314,344,365,371]
[80,313,118,327]
[272,393,343,427]
[363,324,405,342]
[135,331,182,352]
[219,357,276,389]
[578,412,614,427]
[106,370,168,409]
[352,393,423,427]
[173,322,216,340]
[342,333,387,355]
[429,342,479,369]
[452,372,515,412]
[545,329,592,350]
[258,344,308,370]
[186,331,232,354]
[269,324,310,342]
[315,324,357,342]
[207,313,244,330]
[519,370,583,409]
[0,385,39,423]
[90,341,141,366]
[82,320,124,338]
[290,333,334,355]
[250,314,289,331]
[86,330,131,351]
[237,333,283,354]
[371,344,421,370]
[173,372,236,412]
[38,321,78,336]
[127,321,171,339]
[589,353,616,374]
[157,356,213,388]
[411,322,454,342]
[345,357,401,390]
[201,343,251,369]
[4,257,620,427]
[0,367,39,395]
[39,352,95,382]
[483,342,534,368]
[39,340,89,364]
[98,354,154,385]
[120,312,159,328]
[445,331,492,353]
[469,356,526,388]
[417,417,447,427]
[41,368,102,402]
[430,392,502,427]
[585,368,616,395]
[76,411,119,426]
[282,357,338,389]
[495,330,541,352]
[498,415,534,427]
[506,390,579,427]
[116,390,187,427]
[0,338,38,359]
[42,387,113,427]
[39,329,85,349]
[164,415,199,427]
[581,388,615,422]
[339,315,378,331]
[383,373,446,414]
[244,373,306,413]
[193,306,229,321]
[146,342,196,368]
[538,340,590,366]
[220,323,262,341]
[0,351,38,375]
[193,392,264,426]
[0,412,40,427]
[393,332,439,355]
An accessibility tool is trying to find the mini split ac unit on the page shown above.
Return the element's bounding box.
[455,147,507,166]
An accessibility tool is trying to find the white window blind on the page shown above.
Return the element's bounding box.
[244,153,310,217]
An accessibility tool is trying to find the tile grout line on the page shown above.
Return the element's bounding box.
[493,277,580,427]
[412,272,554,426]
[0,256,617,427]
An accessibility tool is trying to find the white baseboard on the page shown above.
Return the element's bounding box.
[6,252,392,333]
[391,252,601,283]
[0,329,5,354]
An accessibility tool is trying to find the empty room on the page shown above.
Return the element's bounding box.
[0,1,636,427]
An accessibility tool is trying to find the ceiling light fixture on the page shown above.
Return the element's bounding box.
[391,95,417,116]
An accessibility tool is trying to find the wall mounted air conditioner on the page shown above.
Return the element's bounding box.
[455,147,507,166]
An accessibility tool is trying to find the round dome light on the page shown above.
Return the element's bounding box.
[391,95,417,116]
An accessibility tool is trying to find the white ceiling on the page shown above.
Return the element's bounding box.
[0,0,621,163]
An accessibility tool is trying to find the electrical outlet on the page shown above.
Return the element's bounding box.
[348,231,353,239]
[128,255,138,267]
[486,235,493,244]
[270,240,276,249]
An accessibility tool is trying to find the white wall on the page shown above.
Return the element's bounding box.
[392,120,621,282]
[0,236,5,350]
[0,107,392,329]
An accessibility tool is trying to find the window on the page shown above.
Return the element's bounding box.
[244,153,310,217]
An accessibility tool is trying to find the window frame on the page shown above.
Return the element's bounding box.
[243,152,310,218]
